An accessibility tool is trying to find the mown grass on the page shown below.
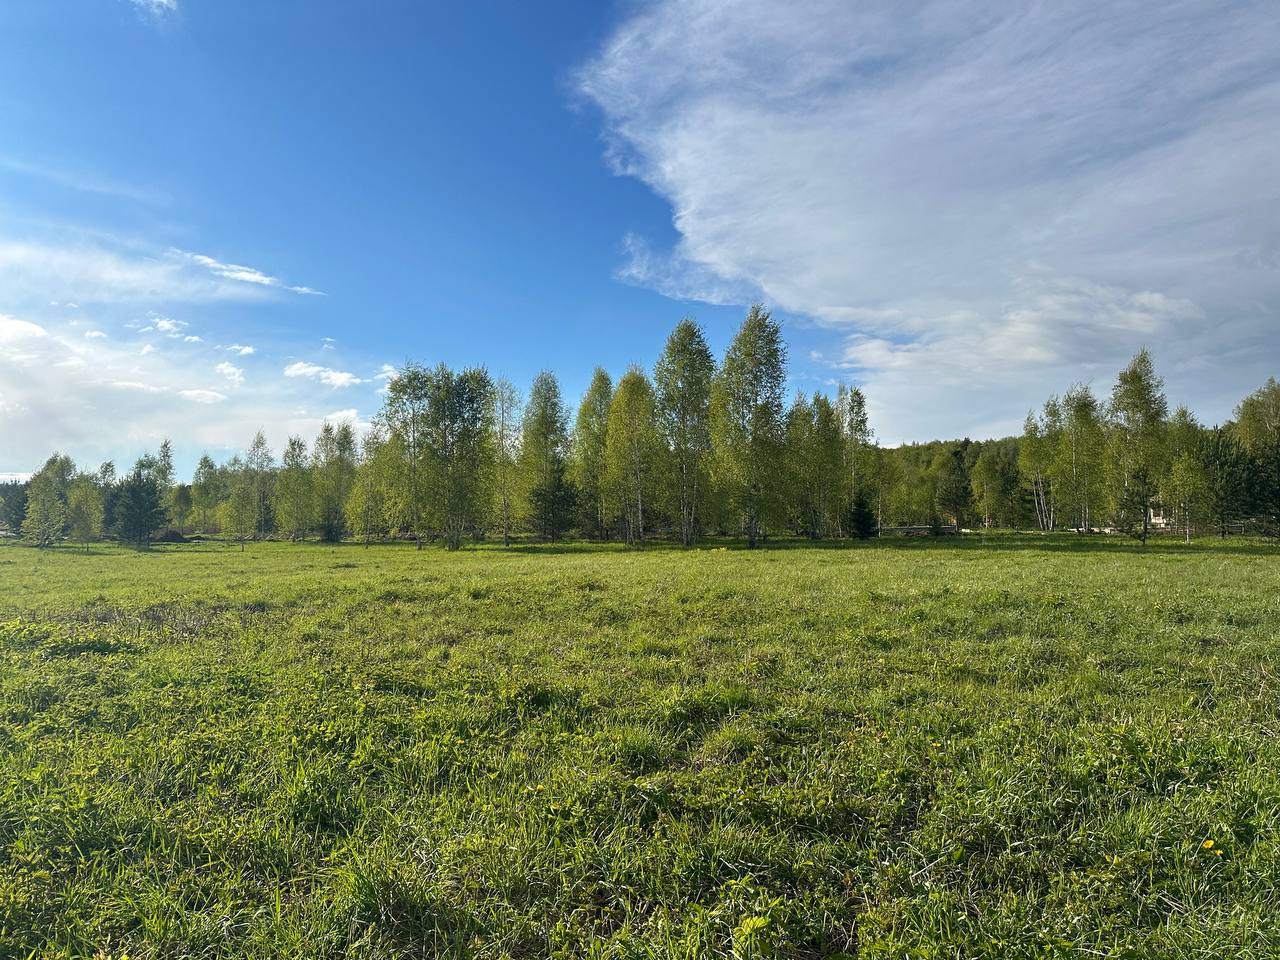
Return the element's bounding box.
[1,536,1278,958]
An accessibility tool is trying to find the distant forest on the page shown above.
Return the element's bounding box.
[3,305,1278,549]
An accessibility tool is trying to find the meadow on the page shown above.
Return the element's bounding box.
[1,535,1278,958]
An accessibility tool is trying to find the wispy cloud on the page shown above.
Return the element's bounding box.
[179,389,226,405]
[220,344,255,356]
[283,361,365,388]
[172,250,325,296]
[0,155,163,205]
[0,238,322,307]
[128,0,177,18]
[579,0,1280,439]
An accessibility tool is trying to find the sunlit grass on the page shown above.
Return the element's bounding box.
[1,535,1278,957]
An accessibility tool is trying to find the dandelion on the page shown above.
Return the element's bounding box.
[1202,839,1214,849]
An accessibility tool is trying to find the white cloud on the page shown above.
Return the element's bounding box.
[154,316,185,335]
[179,389,226,404]
[215,362,245,386]
[84,329,108,339]
[183,335,202,343]
[0,238,322,309]
[283,361,365,388]
[107,380,164,393]
[579,0,1280,439]
[0,315,49,343]
[0,313,362,476]
[222,343,255,356]
[171,250,324,296]
[139,343,155,356]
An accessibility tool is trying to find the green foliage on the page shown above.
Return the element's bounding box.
[970,439,1024,528]
[785,393,843,538]
[1106,350,1169,543]
[382,363,432,545]
[191,454,223,532]
[569,368,613,540]
[655,319,716,545]
[346,430,394,545]
[418,364,495,550]
[846,489,877,538]
[1199,428,1250,537]
[603,367,661,544]
[313,421,357,542]
[519,372,575,540]
[0,480,27,533]
[933,441,972,528]
[1233,376,1280,455]
[528,460,576,542]
[245,431,276,538]
[65,474,104,548]
[273,435,314,540]
[490,378,522,546]
[222,469,258,550]
[1051,385,1105,530]
[711,304,787,547]
[114,465,167,548]
[21,470,66,547]
[1,537,1278,957]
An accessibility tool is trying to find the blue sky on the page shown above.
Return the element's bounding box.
[2,0,1278,478]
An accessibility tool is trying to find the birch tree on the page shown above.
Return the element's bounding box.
[1105,349,1168,543]
[66,474,103,550]
[710,304,786,548]
[313,421,357,542]
[382,363,431,548]
[570,368,613,540]
[518,371,575,540]
[603,367,661,545]
[491,378,522,546]
[422,364,494,550]
[654,319,715,545]
[273,436,313,540]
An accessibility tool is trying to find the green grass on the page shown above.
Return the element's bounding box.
[1,536,1278,958]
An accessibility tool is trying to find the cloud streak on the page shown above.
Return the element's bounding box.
[579,0,1280,440]
[171,250,325,296]
[283,362,365,388]
[0,236,322,308]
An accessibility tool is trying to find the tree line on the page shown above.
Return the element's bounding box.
[3,306,1278,549]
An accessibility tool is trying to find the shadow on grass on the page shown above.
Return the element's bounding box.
[490,533,1280,559]
[38,533,1272,559]
[760,533,1280,558]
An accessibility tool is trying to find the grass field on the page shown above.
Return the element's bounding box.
[2,536,1278,958]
